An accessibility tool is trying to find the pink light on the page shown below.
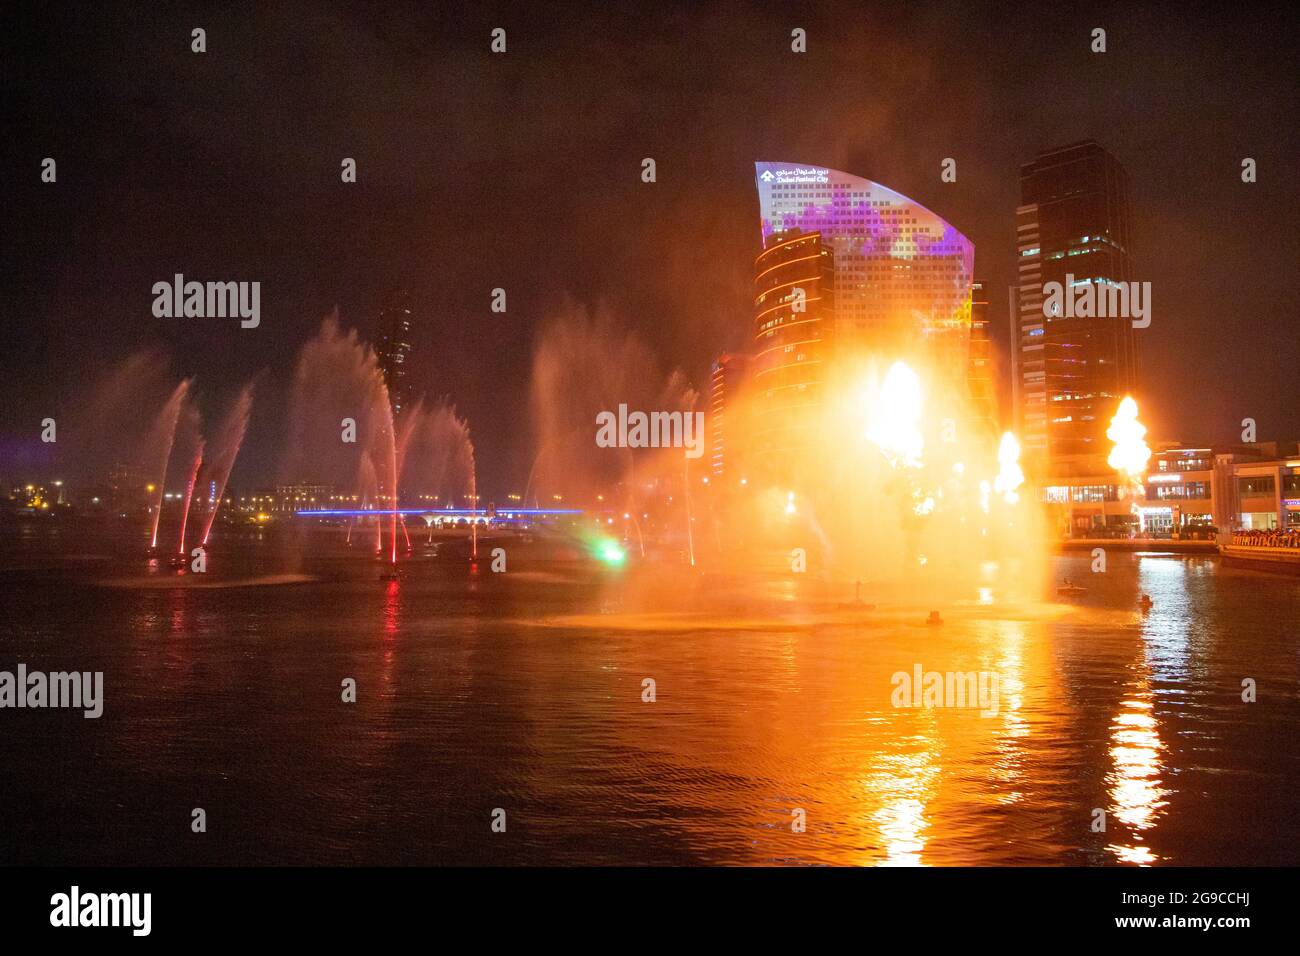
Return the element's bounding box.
[177,444,204,556]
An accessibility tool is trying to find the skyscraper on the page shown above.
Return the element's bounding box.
[751,163,976,479]
[968,279,998,435]
[708,352,751,478]
[754,162,974,379]
[751,229,835,470]
[1014,141,1137,465]
[375,291,413,416]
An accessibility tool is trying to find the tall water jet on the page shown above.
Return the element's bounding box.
[148,380,192,549]
[200,383,255,545]
[385,426,399,565]
[58,350,174,511]
[391,397,477,558]
[176,442,205,556]
[284,314,482,567]
[529,302,692,510]
[469,459,478,559]
[523,450,544,510]
[283,314,399,561]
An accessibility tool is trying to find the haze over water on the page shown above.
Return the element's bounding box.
[2,523,1296,866]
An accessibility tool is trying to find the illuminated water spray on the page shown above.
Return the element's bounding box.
[148,380,191,549]
[993,432,1025,505]
[176,442,204,555]
[200,383,254,546]
[865,361,925,468]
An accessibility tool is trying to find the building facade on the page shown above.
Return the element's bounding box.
[751,229,835,470]
[1040,442,1300,537]
[751,162,976,477]
[1014,141,1138,467]
[968,278,998,436]
[375,291,414,416]
[754,162,974,379]
[707,352,751,478]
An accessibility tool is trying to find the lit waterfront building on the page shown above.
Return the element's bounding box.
[754,162,974,378]
[271,483,335,513]
[1040,441,1300,537]
[1219,444,1300,531]
[968,278,998,436]
[708,352,751,478]
[1013,141,1137,467]
[751,229,836,470]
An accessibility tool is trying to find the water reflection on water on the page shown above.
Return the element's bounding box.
[1,538,1297,866]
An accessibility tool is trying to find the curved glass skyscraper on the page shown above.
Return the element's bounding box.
[754,162,974,375]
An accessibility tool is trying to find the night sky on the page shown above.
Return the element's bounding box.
[3,1,1297,496]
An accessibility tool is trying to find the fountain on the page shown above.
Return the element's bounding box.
[283,314,478,570]
[283,314,399,566]
[522,297,1050,624]
[528,302,699,564]
[172,440,204,565]
[199,383,255,546]
[147,380,193,551]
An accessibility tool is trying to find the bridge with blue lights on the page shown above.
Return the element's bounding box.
[295,507,586,526]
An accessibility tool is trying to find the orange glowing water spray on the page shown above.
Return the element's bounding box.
[865,361,925,469]
[993,432,1025,505]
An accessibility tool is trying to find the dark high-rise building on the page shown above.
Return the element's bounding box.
[1014,141,1137,464]
[968,279,997,435]
[708,353,751,478]
[751,229,835,471]
[375,291,414,416]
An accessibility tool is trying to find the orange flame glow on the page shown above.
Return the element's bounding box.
[1106,396,1151,479]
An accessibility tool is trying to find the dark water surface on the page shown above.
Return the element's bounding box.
[2,523,1298,865]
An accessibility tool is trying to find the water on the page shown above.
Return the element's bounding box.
[2,523,1297,866]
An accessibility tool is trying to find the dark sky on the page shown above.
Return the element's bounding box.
[3,1,1297,496]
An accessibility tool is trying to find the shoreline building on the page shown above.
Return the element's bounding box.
[1039,441,1300,537]
[707,352,752,479]
[968,279,998,436]
[751,162,975,471]
[1013,141,1137,468]
[754,162,974,377]
[751,229,835,471]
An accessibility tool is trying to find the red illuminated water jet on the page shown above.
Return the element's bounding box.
[176,442,204,556]
[282,316,478,571]
[200,383,254,546]
[148,380,191,550]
